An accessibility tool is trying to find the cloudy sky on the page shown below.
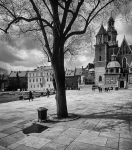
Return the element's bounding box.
[0,14,132,72]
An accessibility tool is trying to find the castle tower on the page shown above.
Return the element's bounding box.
[94,24,108,86]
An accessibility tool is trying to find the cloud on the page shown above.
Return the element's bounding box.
[0,42,23,63]
[115,15,132,45]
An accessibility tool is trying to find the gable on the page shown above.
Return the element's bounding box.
[118,38,132,56]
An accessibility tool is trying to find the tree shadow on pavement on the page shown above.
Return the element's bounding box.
[77,102,132,131]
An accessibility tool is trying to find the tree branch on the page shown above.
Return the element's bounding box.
[60,0,72,33]
[29,0,52,58]
[65,0,114,40]
[64,0,84,36]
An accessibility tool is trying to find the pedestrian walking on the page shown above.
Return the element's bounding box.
[29,91,33,101]
[46,88,50,98]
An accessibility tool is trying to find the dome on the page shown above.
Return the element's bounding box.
[107,61,121,68]
[129,62,132,68]
[89,68,95,72]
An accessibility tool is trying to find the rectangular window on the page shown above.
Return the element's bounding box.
[47,78,48,81]
[36,78,38,82]
[40,78,41,82]
[33,79,34,82]
[29,79,31,82]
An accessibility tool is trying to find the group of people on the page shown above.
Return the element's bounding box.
[28,88,51,101]
[92,86,118,92]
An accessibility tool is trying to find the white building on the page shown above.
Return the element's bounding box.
[28,66,54,91]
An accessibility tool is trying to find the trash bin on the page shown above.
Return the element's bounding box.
[37,107,48,122]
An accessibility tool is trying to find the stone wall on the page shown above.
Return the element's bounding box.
[95,67,106,86]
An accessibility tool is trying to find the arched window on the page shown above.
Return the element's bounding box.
[99,76,102,82]
[99,56,101,61]
[122,57,127,68]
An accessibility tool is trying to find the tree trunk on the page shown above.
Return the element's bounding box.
[51,45,68,118]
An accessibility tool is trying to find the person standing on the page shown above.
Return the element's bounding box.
[29,91,33,101]
[46,88,50,98]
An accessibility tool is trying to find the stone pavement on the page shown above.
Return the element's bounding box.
[0,88,132,150]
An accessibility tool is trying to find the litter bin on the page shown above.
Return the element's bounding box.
[37,107,48,122]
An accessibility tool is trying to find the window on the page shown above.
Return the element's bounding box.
[99,76,102,82]
[40,78,41,82]
[99,56,101,61]
[116,69,119,73]
[38,84,39,87]
[108,35,111,41]
[122,57,127,68]
[110,68,114,73]
[99,47,101,52]
[36,78,38,82]
[29,79,31,82]
[47,78,48,81]
[33,79,34,82]
[31,85,32,88]
[34,85,35,88]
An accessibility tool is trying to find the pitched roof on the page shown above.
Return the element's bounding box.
[129,45,132,51]
[18,71,27,77]
[96,24,106,36]
[75,68,83,76]
[9,71,28,77]
[9,71,17,77]
[65,69,75,77]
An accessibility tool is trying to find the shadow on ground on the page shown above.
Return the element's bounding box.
[77,102,132,131]
[23,123,49,134]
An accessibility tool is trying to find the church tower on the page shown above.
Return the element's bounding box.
[94,24,108,86]
[107,17,118,46]
[94,16,118,86]
[107,17,118,62]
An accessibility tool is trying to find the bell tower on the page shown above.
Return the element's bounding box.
[107,17,118,46]
[94,24,108,86]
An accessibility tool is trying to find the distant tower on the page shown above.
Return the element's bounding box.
[94,24,108,86]
[107,17,118,46]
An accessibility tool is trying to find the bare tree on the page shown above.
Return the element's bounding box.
[0,0,131,118]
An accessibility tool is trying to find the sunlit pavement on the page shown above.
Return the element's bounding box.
[0,87,132,150]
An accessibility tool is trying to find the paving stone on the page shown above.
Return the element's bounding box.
[0,145,10,150]
[47,125,68,133]
[65,141,93,150]
[119,138,132,150]
[52,135,74,146]
[120,133,132,139]
[78,123,96,130]
[106,138,119,149]
[14,145,38,150]
[17,136,51,149]
[0,136,18,147]
[0,127,21,135]
[60,128,83,139]
[10,131,26,141]
[75,130,107,146]
[7,142,22,150]
[37,130,61,140]
[99,131,119,139]
[0,133,8,139]
[39,142,67,150]
[92,145,117,150]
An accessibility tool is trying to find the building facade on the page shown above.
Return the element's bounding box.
[94,16,132,89]
[28,66,54,91]
[8,71,28,91]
